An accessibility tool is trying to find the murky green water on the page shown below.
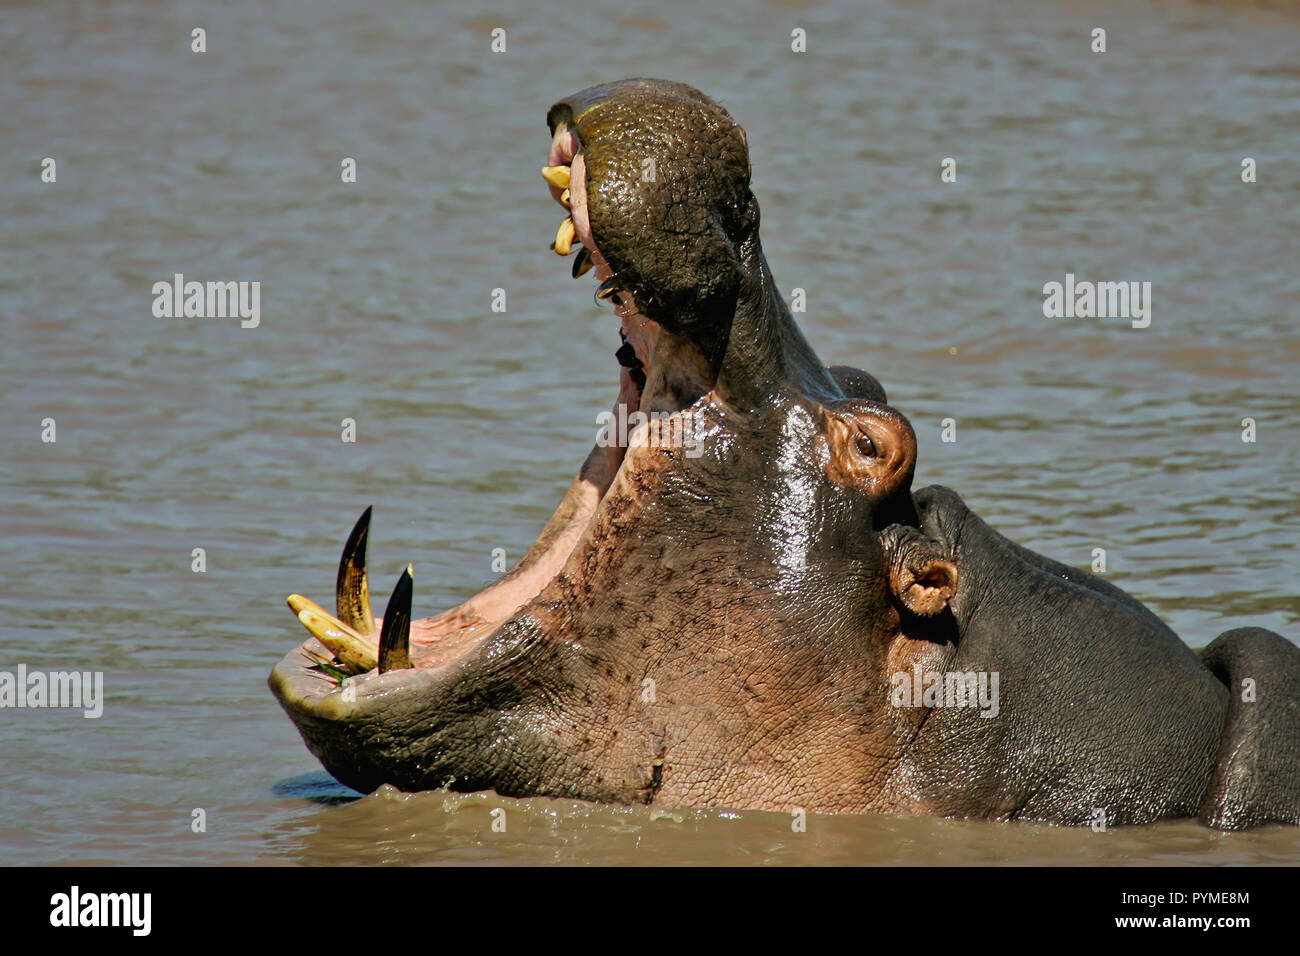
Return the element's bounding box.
[2,0,1297,864]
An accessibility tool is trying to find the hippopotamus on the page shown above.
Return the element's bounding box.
[270,79,1300,830]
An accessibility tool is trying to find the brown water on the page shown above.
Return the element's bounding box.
[1,0,1297,865]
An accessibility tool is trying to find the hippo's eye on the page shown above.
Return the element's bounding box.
[855,433,877,458]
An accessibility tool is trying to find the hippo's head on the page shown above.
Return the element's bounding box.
[270,80,958,812]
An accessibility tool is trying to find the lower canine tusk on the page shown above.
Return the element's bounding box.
[336,506,376,635]
[378,565,413,673]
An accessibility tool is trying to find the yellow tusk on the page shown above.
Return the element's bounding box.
[541,165,571,189]
[288,594,378,673]
[336,505,376,636]
[554,217,576,255]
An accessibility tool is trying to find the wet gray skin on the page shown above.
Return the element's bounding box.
[270,79,1300,827]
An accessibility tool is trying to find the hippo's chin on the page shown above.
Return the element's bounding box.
[270,643,481,794]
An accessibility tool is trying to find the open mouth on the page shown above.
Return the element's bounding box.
[277,122,712,687]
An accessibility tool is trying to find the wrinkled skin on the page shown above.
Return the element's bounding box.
[271,79,1300,828]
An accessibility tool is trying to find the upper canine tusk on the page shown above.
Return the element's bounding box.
[595,276,620,301]
[572,245,593,278]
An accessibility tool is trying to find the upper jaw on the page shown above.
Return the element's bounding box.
[544,79,753,364]
[544,122,713,418]
[543,83,764,421]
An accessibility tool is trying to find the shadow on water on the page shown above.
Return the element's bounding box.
[271,772,363,806]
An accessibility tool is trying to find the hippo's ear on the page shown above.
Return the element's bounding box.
[880,525,958,616]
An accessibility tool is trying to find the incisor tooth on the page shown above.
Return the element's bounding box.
[560,188,571,208]
[288,593,378,673]
[541,165,571,189]
[554,217,575,255]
